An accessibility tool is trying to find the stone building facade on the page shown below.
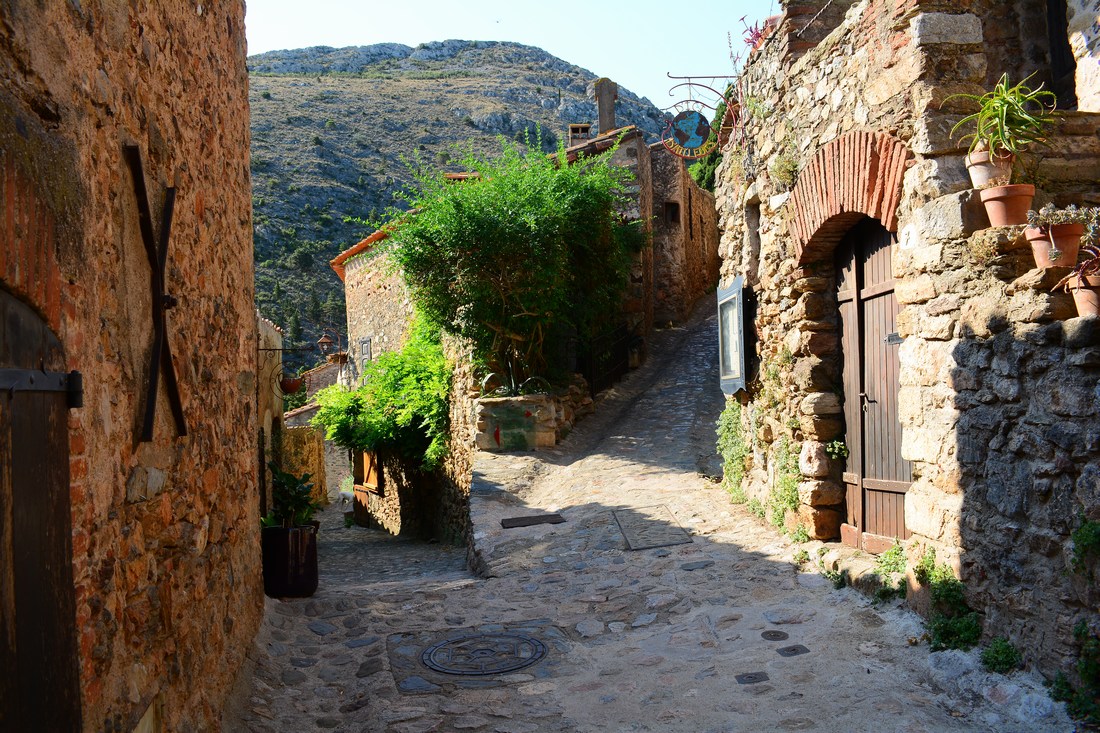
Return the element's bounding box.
[332,230,414,384]
[650,143,721,324]
[0,2,260,730]
[329,236,473,540]
[715,0,1100,679]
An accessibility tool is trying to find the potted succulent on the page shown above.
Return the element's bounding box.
[261,462,322,598]
[948,74,1058,225]
[1050,209,1100,317]
[1025,203,1094,268]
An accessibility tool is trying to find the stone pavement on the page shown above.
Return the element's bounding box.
[225,304,1072,732]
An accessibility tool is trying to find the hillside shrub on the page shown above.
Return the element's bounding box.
[380,133,635,386]
[312,317,451,471]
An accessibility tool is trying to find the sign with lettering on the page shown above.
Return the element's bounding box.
[661,109,719,159]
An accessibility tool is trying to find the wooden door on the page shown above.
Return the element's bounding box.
[0,289,82,730]
[836,218,912,553]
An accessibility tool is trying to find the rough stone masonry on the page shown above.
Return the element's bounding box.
[714,0,1100,681]
[1,2,261,729]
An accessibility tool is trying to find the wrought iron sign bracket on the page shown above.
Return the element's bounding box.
[0,368,83,409]
[123,144,187,442]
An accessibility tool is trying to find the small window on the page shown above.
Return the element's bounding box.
[665,201,680,224]
[359,338,372,371]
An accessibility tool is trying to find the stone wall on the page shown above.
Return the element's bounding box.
[281,426,329,507]
[715,0,1100,680]
[0,2,260,729]
[342,245,413,382]
[301,356,345,398]
[1069,0,1100,111]
[649,145,721,323]
[439,336,478,545]
[608,130,656,341]
[474,378,594,452]
[285,404,350,503]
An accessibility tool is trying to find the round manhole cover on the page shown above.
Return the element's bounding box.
[761,630,789,641]
[420,633,548,676]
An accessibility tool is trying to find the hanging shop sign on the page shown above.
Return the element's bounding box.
[659,74,737,160]
[661,109,718,159]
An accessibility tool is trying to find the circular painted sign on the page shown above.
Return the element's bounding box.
[662,109,718,159]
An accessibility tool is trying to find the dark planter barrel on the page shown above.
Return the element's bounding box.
[261,524,318,598]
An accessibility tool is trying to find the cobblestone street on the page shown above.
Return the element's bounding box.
[226,304,1071,733]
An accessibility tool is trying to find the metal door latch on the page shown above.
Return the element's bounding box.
[0,368,83,408]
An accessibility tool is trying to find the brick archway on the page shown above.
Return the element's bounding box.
[787,131,911,265]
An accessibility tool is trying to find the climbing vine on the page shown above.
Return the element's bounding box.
[768,436,801,532]
[312,317,452,472]
[716,399,748,503]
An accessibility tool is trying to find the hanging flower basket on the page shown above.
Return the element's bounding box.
[280,376,304,395]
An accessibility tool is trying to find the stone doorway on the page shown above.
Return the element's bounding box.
[835,218,912,553]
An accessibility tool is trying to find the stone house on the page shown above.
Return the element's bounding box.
[0,3,261,730]
[714,0,1100,677]
[650,141,722,325]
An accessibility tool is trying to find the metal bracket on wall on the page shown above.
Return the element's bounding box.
[0,368,83,408]
[123,144,186,442]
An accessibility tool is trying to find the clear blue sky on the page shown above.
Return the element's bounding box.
[244,0,778,108]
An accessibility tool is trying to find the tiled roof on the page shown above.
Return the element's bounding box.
[330,227,390,281]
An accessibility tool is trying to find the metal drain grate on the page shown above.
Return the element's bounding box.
[420,633,548,676]
[735,671,770,685]
[776,644,810,657]
[761,630,789,641]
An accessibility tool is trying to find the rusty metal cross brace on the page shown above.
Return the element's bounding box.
[123,144,187,442]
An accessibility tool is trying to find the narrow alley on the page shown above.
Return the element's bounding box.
[226,304,1069,733]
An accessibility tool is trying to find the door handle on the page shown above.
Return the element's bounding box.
[859,392,871,412]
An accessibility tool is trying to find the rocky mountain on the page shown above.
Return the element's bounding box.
[248,41,670,365]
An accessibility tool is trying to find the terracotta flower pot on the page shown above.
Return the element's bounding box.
[966,150,1014,189]
[979,184,1035,227]
[1069,275,1100,318]
[280,376,304,395]
[1025,223,1084,268]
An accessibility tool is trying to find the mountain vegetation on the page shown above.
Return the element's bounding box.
[248,40,669,366]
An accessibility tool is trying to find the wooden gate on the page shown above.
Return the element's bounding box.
[836,218,912,553]
[0,289,82,730]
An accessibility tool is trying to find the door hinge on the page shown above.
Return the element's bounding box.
[0,368,83,409]
[884,332,904,345]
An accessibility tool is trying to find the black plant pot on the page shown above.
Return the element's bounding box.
[261,524,318,598]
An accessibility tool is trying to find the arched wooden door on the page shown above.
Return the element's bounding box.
[836,218,912,553]
[0,289,82,730]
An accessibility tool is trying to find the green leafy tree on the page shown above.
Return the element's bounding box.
[323,292,344,326]
[381,133,635,384]
[287,312,303,343]
[312,317,452,471]
[307,292,323,323]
